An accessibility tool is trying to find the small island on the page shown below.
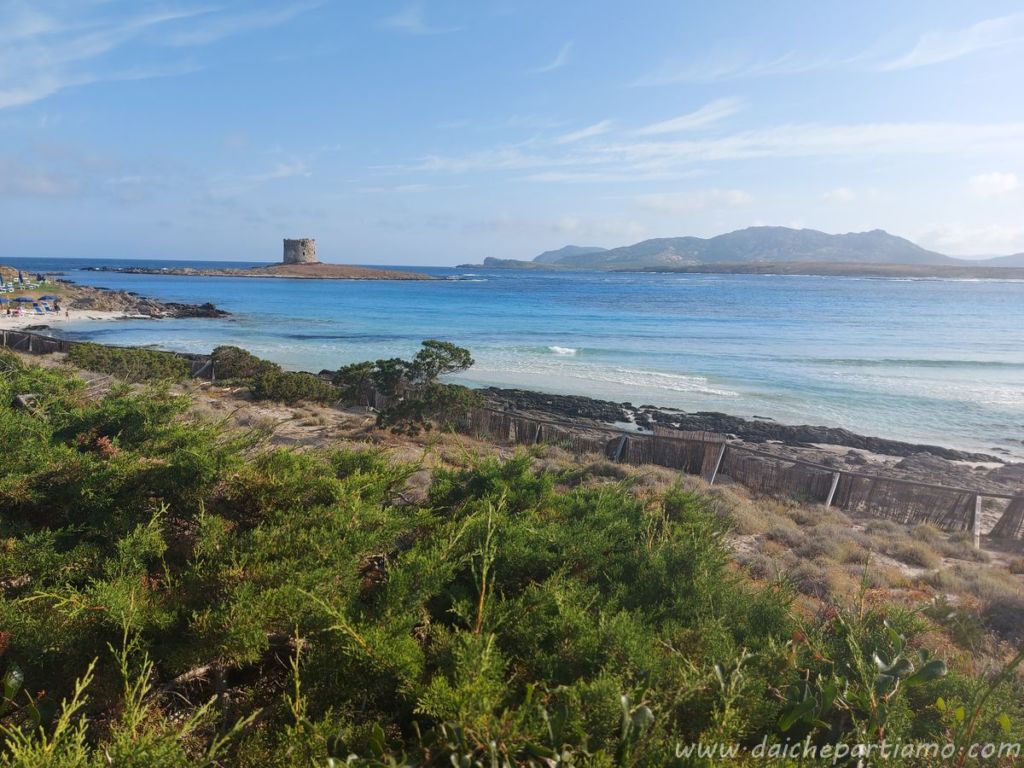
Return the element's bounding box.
[85,238,434,280]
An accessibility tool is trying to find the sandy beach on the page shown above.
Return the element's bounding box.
[0,309,148,330]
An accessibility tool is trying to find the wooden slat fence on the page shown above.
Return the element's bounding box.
[464,405,1024,544]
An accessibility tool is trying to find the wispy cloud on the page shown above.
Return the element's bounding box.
[554,120,612,144]
[968,172,1019,199]
[879,13,1024,70]
[639,189,752,213]
[164,2,322,47]
[381,3,462,35]
[397,120,1024,183]
[632,51,840,85]
[0,156,81,197]
[634,13,1024,85]
[633,98,742,135]
[207,159,312,197]
[531,41,573,74]
[918,223,1024,256]
[0,2,317,110]
[822,186,856,203]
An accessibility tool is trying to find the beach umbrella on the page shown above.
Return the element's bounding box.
[0,298,9,304]
[39,295,59,301]
[13,296,34,303]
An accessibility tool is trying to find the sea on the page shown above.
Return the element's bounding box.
[7,257,1024,459]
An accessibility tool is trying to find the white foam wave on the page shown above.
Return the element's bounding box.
[548,345,577,355]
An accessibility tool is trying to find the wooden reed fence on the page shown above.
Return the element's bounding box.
[463,405,1024,545]
[4,329,1022,542]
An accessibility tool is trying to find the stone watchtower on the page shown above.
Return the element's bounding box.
[282,238,318,265]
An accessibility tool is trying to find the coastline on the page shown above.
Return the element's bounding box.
[0,263,229,324]
[3,324,1020,499]
[83,262,434,280]
[456,259,1024,280]
[5,269,1020,482]
[0,309,150,330]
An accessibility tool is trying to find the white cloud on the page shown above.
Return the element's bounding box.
[600,122,1024,167]
[917,223,1024,256]
[551,215,648,241]
[0,157,80,197]
[633,52,842,85]
[822,186,856,203]
[633,98,742,135]
[399,121,1024,185]
[968,171,1019,198]
[164,3,322,47]
[639,189,752,214]
[634,13,1024,85]
[553,120,612,145]
[0,3,318,110]
[206,159,312,197]
[531,41,573,74]
[880,13,1024,70]
[381,4,462,35]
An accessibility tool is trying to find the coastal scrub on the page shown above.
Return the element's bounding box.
[0,350,1021,766]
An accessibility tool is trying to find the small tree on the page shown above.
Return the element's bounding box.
[409,340,474,384]
[332,341,477,431]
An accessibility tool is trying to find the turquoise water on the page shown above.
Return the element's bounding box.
[9,258,1024,458]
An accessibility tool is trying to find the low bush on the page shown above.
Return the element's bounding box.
[332,340,481,433]
[211,345,281,380]
[67,342,189,382]
[250,369,339,405]
[1,356,1020,765]
[887,539,942,569]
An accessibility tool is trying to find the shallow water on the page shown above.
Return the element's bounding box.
[9,257,1024,459]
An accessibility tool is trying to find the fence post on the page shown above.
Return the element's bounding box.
[707,443,727,486]
[973,495,982,550]
[612,434,627,462]
[825,472,841,507]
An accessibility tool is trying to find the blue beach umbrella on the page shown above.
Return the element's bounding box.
[39,295,59,301]
[0,298,9,304]
[13,296,35,303]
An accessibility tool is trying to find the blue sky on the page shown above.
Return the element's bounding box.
[1,1,1023,264]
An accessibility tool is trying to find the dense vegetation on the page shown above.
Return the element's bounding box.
[67,342,190,383]
[0,349,1022,766]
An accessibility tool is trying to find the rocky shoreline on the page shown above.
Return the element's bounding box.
[57,282,229,318]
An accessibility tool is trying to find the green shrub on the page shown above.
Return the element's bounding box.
[250,369,339,405]
[331,340,478,431]
[67,342,189,382]
[211,345,281,380]
[1,356,1020,766]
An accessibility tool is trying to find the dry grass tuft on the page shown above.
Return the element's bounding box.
[885,540,942,570]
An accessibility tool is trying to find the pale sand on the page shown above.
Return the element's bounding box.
[0,309,147,330]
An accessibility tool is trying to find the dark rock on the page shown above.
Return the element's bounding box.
[483,387,998,462]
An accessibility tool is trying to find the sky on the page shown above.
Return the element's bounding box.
[1,1,1023,265]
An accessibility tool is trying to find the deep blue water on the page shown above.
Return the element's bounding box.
[7,257,1024,458]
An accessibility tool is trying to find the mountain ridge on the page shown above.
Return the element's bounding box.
[458,226,1020,271]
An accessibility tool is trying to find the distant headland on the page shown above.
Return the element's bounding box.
[85,238,434,281]
[458,226,1024,278]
